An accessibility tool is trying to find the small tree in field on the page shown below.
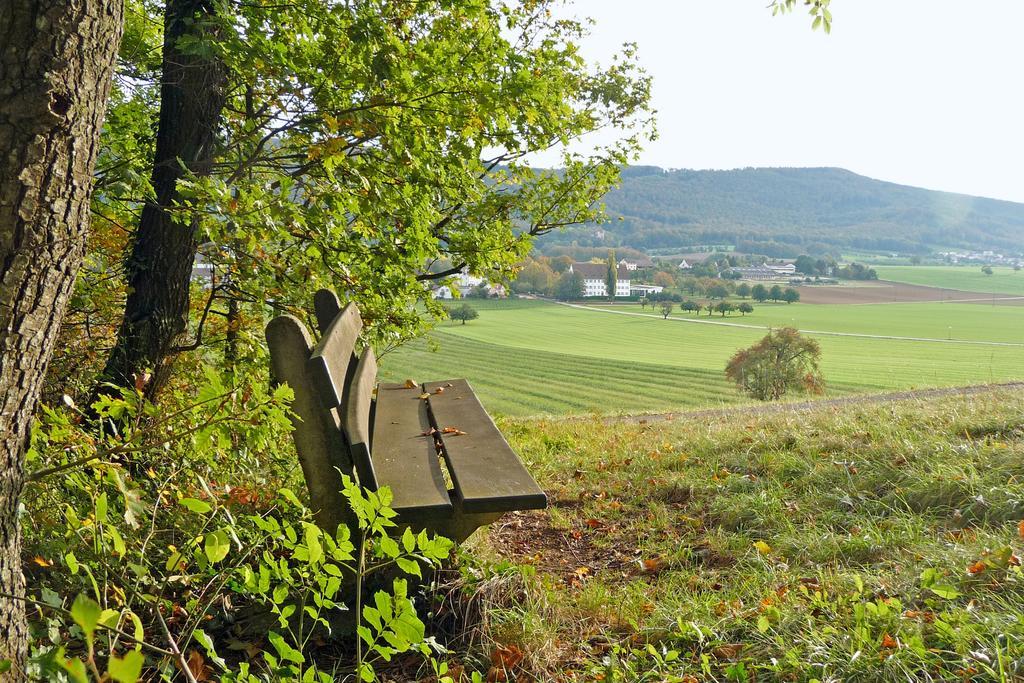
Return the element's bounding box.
[982,266,994,275]
[449,303,479,325]
[783,288,800,304]
[769,284,784,301]
[640,296,649,310]
[659,301,675,319]
[714,301,734,316]
[736,283,751,298]
[738,302,754,316]
[752,284,768,302]
[725,327,824,401]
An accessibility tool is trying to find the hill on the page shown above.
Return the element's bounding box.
[541,167,1024,257]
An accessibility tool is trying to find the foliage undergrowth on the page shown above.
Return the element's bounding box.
[20,373,457,682]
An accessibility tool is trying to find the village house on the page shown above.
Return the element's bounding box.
[619,256,654,271]
[570,262,631,297]
[431,272,505,299]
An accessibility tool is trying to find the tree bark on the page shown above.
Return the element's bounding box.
[0,0,123,676]
[100,0,226,398]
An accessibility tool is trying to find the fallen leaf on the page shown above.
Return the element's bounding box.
[584,518,603,529]
[418,392,430,400]
[967,561,986,575]
[441,426,466,435]
[753,540,772,555]
[574,566,591,579]
[491,644,524,670]
[433,387,444,394]
[881,633,899,649]
[640,557,665,572]
[31,556,52,568]
[420,428,438,437]
[1018,519,1024,539]
[185,649,211,681]
[712,643,743,660]
[133,372,151,394]
[403,379,417,389]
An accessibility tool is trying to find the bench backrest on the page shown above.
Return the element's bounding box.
[265,289,379,529]
[305,290,379,489]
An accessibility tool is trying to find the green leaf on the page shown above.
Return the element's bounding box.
[204,529,231,564]
[303,522,323,564]
[268,631,304,664]
[96,492,109,524]
[65,552,79,575]
[179,498,212,514]
[402,528,415,553]
[71,594,102,641]
[396,557,421,578]
[61,657,89,683]
[193,629,227,670]
[108,651,144,683]
[929,584,961,600]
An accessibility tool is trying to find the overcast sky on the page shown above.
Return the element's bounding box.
[545,1,1024,203]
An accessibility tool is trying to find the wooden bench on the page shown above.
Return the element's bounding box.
[265,289,547,542]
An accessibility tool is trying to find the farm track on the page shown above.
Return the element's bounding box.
[557,301,1024,347]
[592,381,1024,425]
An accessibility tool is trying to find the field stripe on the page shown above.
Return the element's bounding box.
[562,301,1024,347]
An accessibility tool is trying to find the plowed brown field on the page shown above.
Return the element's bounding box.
[798,280,1024,305]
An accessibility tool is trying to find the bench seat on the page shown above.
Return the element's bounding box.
[265,289,546,540]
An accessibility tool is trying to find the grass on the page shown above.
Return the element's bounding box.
[379,300,1024,417]
[875,265,1024,296]
[452,390,1024,681]
[597,300,1024,343]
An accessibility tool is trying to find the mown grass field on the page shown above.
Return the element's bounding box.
[599,300,1024,343]
[453,389,1024,681]
[875,265,1024,296]
[378,299,1024,416]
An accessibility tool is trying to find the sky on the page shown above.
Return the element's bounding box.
[538,1,1024,203]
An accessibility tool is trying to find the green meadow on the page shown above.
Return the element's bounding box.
[599,300,1024,343]
[378,299,1024,416]
[875,265,1024,296]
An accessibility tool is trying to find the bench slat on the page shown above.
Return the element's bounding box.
[307,302,361,410]
[371,383,453,518]
[313,288,342,335]
[343,348,378,489]
[424,379,547,514]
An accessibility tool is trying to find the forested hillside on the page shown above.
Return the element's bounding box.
[542,167,1024,256]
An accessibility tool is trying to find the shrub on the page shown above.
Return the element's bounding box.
[725,327,824,400]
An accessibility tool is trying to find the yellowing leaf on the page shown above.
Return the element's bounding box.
[753,541,772,554]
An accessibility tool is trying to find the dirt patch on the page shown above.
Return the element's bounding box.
[798,280,1024,305]
[487,509,636,583]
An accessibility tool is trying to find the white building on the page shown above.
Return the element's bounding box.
[431,272,504,299]
[630,284,664,297]
[570,262,631,297]
[766,263,796,275]
[677,260,692,270]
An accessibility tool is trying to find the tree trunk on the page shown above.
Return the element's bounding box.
[0,0,123,676]
[100,0,226,398]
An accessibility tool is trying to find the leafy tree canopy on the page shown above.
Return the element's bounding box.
[725,327,824,401]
